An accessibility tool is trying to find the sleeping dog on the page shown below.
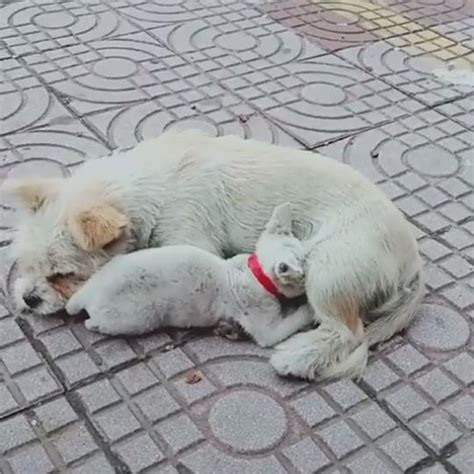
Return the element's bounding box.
[7,130,423,380]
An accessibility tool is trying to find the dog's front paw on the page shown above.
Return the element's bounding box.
[213,320,248,341]
[85,319,101,333]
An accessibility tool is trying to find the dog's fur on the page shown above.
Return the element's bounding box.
[65,203,313,347]
[7,130,424,380]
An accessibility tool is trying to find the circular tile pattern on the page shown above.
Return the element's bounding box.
[34,11,76,28]
[407,56,445,74]
[209,391,288,453]
[166,119,219,137]
[320,9,360,25]
[93,58,138,79]
[300,83,347,105]
[405,144,460,177]
[215,32,258,52]
[6,159,69,180]
[408,304,470,351]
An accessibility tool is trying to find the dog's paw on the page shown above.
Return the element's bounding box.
[85,319,101,333]
[65,297,83,315]
[213,320,248,341]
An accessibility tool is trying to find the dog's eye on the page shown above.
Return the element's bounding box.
[46,272,75,283]
[278,263,289,273]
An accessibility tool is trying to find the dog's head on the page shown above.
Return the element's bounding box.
[6,178,130,315]
[255,203,306,299]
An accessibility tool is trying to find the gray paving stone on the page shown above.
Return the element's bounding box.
[6,443,54,473]
[0,317,24,346]
[93,404,142,443]
[416,368,461,404]
[0,339,42,374]
[322,379,367,411]
[414,414,462,452]
[291,391,335,427]
[173,371,217,404]
[385,385,431,421]
[76,379,121,414]
[34,397,79,433]
[38,327,83,359]
[438,177,472,198]
[209,390,288,453]
[445,395,474,430]
[448,439,474,473]
[180,445,286,474]
[0,415,36,454]
[380,431,429,471]
[319,421,364,460]
[156,413,204,454]
[93,339,138,370]
[420,238,451,261]
[209,359,307,398]
[283,437,331,473]
[0,383,19,418]
[420,463,448,474]
[408,304,470,351]
[15,365,62,404]
[443,353,474,385]
[152,347,195,378]
[386,344,430,375]
[351,404,397,440]
[345,451,395,474]
[115,362,159,395]
[69,453,114,474]
[361,360,400,393]
[425,265,454,292]
[1,1,474,471]
[134,385,180,423]
[52,422,100,465]
[441,284,474,310]
[114,433,165,471]
[56,351,101,388]
[441,228,472,250]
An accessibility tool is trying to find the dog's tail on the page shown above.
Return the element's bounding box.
[270,322,369,381]
[365,269,425,347]
[270,269,424,381]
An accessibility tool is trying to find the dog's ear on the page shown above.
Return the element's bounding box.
[3,178,62,212]
[265,202,293,235]
[68,203,129,251]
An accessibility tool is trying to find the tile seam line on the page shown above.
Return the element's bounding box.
[5,15,466,147]
[1,42,111,150]
[103,3,381,150]
[111,12,461,148]
[212,0,474,121]
[356,379,461,473]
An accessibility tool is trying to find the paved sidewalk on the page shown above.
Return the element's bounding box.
[0,0,473,473]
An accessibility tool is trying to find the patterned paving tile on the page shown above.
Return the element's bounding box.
[257,0,474,51]
[0,0,140,56]
[147,20,424,147]
[337,30,474,106]
[0,0,473,472]
[0,397,120,473]
[0,304,62,420]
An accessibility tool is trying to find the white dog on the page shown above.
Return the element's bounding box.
[7,130,424,380]
[65,203,313,347]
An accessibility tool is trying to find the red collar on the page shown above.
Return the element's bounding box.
[248,253,282,299]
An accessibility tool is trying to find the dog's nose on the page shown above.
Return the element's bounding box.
[23,292,42,309]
